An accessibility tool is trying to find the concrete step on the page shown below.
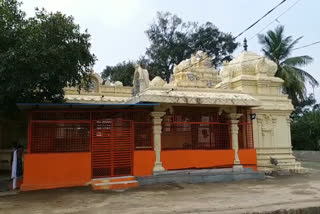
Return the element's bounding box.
[138,168,265,186]
[92,176,135,184]
[257,155,296,160]
[153,167,255,176]
[256,151,293,155]
[91,176,139,190]
[257,160,298,165]
[258,162,301,168]
[259,165,307,175]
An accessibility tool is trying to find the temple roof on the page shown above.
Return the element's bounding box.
[60,51,284,108]
[220,51,278,80]
[63,72,132,104]
[64,94,130,104]
[128,87,261,107]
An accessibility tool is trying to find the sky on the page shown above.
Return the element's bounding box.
[20,0,320,99]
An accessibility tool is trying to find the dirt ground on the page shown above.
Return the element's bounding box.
[0,162,320,214]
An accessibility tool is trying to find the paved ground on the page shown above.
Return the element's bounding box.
[0,162,320,214]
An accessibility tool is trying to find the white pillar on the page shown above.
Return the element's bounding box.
[229,113,243,170]
[151,111,166,172]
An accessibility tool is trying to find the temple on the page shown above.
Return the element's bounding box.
[0,50,304,191]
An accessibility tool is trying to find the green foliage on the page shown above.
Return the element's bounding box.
[0,0,96,111]
[259,26,319,150]
[101,61,135,86]
[258,25,318,107]
[291,102,320,151]
[144,12,238,81]
[104,12,238,83]
[292,94,316,118]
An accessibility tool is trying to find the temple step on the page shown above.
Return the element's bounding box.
[91,176,139,190]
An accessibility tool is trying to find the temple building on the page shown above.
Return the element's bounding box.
[0,49,304,191]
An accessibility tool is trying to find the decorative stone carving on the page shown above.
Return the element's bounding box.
[64,72,132,104]
[61,50,305,174]
[216,51,304,173]
[150,76,166,87]
[256,57,277,77]
[133,65,150,95]
[220,51,277,80]
[259,114,274,149]
[88,79,99,93]
[104,80,111,86]
[171,51,219,88]
[91,72,103,84]
[133,88,260,107]
[88,73,103,93]
[114,81,123,87]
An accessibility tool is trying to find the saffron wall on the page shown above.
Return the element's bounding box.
[133,151,155,176]
[161,149,257,171]
[238,149,257,171]
[161,150,235,170]
[21,149,257,191]
[21,152,91,191]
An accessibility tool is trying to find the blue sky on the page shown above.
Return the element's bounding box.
[21,0,319,99]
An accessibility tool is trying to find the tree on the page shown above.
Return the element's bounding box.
[291,94,316,119]
[101,61,135,86]
[101,12,237,84]
[144,12,238,81]
[291,104,320,151]
[258,25,318,107]
[0,0,96,111]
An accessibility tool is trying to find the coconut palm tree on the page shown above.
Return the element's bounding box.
[258,25,318,107]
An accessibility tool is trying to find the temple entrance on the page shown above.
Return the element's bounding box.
[91,119,134,178]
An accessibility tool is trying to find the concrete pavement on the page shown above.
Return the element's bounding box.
[0,162,319,214]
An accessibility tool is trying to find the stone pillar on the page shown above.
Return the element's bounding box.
[229,113,243,170]
[151,111,166,172]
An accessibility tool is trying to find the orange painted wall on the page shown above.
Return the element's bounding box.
[21,149,257,190]
[239,149,257,171]
[161,150,235,170]
[21,152,91,191]
[133,151,155,176]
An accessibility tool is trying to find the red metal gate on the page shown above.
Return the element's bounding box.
[91,119,134,178]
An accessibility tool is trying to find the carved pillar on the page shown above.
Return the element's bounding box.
[229,113,243,170]
[286,116,292,148]
[272,117,277,148]
[254,114,264,149]
[151,112,166,172]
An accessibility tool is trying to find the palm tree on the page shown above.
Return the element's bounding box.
[258,25,318,107]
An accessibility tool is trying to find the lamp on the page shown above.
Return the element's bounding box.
[250,113,256,120]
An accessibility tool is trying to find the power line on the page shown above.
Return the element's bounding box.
[175,39,319,72]
[249,0,302,41]
[168,0,312,74]
[204,39,320,67]
[167,52,262,74]
[292,41,320,50]
[219,40,320,66]
[167,0,288,74]
[169,40,320,74]
[234,0,287,39]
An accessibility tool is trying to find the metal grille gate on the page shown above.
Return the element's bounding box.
[91,120,134,178]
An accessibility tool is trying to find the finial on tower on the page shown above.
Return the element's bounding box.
[243,38,248,51]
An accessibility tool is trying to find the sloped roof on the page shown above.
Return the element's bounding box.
[64,94,130,104]
[127,87,261,107]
